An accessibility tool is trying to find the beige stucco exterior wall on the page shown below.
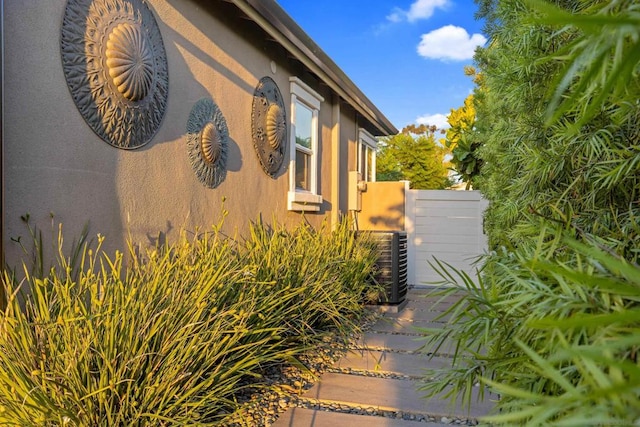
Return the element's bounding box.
[359,181,407,231]
[340,104,357,215]
[2,0,371,266]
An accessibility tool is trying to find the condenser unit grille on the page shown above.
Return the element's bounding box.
[362,231,408,305]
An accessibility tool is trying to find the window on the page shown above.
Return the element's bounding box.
[295,102,313,190]
[288,77,324,211]
[358,128,377,182]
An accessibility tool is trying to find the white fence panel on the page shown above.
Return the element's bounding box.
[406,190,488,287]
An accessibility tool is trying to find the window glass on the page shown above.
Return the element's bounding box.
[294,101,313,191]
[359,144,367,180]
[366,147,373,181]
[295,102,313,149]
[295,150,310,190]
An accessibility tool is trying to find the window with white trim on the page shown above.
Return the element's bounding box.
[358,128,377,182]
[288,77,324,211]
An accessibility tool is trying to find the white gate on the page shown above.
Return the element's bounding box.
[405,190,488,287]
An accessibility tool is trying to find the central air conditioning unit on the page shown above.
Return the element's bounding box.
[360,230,408,305]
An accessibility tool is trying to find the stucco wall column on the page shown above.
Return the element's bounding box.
[331,95,340,228]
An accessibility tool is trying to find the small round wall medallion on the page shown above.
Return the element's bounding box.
[186,98,229,188]
[266,104,285,149]
[251,76,287,177]
[199,122,222,165]
[61,0,169,149]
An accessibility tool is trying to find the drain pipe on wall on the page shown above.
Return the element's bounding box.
[0,0,5,306]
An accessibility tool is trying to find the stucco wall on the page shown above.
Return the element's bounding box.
[339,103,357,215]
[359,181,408,231]
[2,0,361,266]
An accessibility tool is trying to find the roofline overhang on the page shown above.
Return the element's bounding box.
[228,0,398,136]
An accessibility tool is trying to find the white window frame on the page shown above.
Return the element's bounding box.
[288,77,324,211]
[357,128,377,182]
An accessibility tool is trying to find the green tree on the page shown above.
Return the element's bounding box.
[444,93,482,189]
[376,124,452,189]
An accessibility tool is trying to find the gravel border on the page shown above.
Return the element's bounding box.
[292,397,479,425]
[223,313,379,426]
[223,309,482,427]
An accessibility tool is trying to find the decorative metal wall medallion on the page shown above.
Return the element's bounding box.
[186,99,229,188]
[61,0,169,149]
[252,77,287,177]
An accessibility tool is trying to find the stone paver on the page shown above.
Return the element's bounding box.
[334,350,451,377]
[406,289,463,299]
[370,317,448,334]
[386,306,454,323]
[274,408,453,427]
[353,331,457,355]
[302,373,491,418]
[403,298,458,311]
[272,288,492,426]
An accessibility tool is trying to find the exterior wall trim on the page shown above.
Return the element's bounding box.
[289,77,323,108]
[288,77,323,211]
[358,128,378,183]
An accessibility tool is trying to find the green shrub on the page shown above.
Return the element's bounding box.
[419,230,640,425]
[474,0,640,258]
[420,0,640,424]
[0,217,377,425]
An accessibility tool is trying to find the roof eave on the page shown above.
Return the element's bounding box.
[229,0,398,136]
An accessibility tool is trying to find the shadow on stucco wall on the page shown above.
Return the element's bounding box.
[157,0,297,189]
[2,0,127,270]
[361,201,406,231]
[5,0,308,273]
[359,182,408,231]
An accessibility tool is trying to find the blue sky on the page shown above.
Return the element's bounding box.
[275,0,486,132]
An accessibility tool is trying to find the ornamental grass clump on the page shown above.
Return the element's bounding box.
[240,219,379,341]
[0,216,377,426]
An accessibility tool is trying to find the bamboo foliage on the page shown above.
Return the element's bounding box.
[419,0,640,424]
[420,233,640,425]
[475,0,640,256]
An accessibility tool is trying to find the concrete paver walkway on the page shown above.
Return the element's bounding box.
[273,288,494,426]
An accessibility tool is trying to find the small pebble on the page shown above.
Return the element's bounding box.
[441,416,452,424]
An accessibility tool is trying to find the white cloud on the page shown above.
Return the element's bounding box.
[407,0,450,22]
[386,8,404,23]
[417,25,487,61]
[386,0,449,23]
[416,113,450,129]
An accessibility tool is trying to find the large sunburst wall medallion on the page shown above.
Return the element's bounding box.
[186,99,229,189]
[61,0,169,149]
[252,76,287,177]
